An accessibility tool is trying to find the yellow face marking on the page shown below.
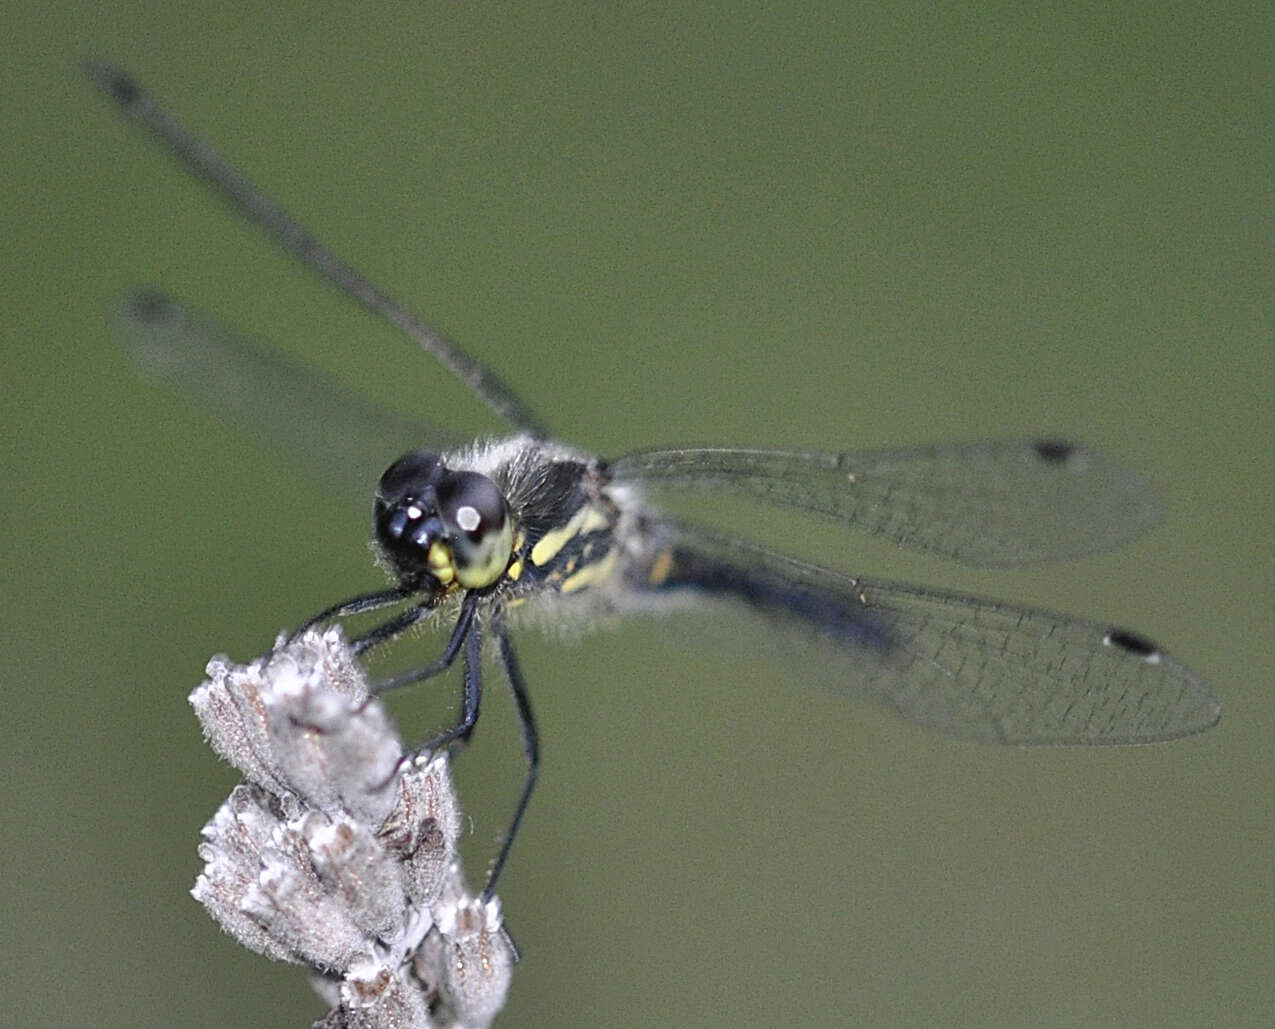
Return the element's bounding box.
[530,502,610,567]
[454,516,513,589]
[427,540,456,585]
[560,548,619,594]
[506,559,523,581]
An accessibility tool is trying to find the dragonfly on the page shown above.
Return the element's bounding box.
[88,62,1221,903]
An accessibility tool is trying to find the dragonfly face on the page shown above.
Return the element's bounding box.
[374,450,514,591]
[89,63,1221,909]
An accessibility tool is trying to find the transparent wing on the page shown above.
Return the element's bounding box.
[611,441,1163,567]
[88,62,544,437]
[117,291,457,508]
[654,524,1220,745]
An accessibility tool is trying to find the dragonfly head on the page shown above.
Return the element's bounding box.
[374,450,514,591]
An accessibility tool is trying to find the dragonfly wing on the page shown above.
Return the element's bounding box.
[116,291,458,508]
[612,441,1163,567]
[650,524,1220,745]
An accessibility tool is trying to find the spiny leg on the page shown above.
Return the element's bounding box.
[359,592,479,694]
[286,585,420,645]
[351,602,435,658]
[364,595,484,792]
[482,608,540,902]
[377,596,486,752]
[300,590,531,898]
[427,611,484,751]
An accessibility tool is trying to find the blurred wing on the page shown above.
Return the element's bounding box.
[612,441,1163,567]
[655,525,1220,745]
[116,291,458,508]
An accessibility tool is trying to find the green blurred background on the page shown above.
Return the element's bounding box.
[4,4,1271,1026]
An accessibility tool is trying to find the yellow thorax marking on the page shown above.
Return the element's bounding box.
[648,548,674,586]
[560,547,619,594]
[529,502,610,567]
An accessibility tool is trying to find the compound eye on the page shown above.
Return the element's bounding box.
[378,451,441,501]
[437,471,513,588]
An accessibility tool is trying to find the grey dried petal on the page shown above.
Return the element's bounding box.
[378,754,462,909]
[190,657,290,794]
[244,822,380,970]
[338,954,433,1028]
[193,785,376,970]
[430,893,516,1029]
[260,635,402,825]
[192,784,295,962]
[303,812,406,942]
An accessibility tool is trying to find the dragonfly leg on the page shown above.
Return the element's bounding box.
[481,608,539,901]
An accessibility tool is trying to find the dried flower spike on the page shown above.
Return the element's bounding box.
[190,629,513,1028]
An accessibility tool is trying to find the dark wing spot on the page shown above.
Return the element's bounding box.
[1033,440,1075,463]
[84,61,141,106]
[126,290,178,324]
[1104,628,1161,660]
